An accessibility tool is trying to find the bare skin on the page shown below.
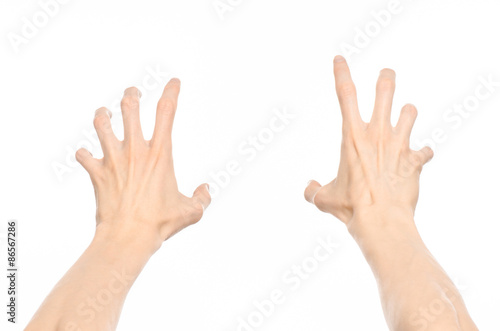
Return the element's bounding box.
[26,60,478,331]
[25,78,211,331]
[304,56,478,331]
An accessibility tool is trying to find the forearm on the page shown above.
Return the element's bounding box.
[27,79,208,331]
[348,206,478,331]
[26,223,158,331]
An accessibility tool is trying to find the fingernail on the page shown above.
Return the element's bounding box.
[123,87,142,98]
[334,55,345,63]
[169,78,181,85]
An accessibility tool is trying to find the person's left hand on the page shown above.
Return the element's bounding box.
[76,78,211,252]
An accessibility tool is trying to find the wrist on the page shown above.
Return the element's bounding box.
[347,205,415,237]
[346,205,428,278]
[94,221,162,259]
[347,204,421,246]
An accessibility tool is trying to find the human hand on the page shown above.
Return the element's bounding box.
[304,56,433,229]
[76,78,211,252]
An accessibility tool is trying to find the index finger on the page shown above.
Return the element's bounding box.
[334,55,363,129]
[152,78,181,148]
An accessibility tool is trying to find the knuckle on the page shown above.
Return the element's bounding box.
[157,98,176,112]
[337,82,357,97]
[93,113,109,129]
[121,95,140,109]
[410,151,425,169]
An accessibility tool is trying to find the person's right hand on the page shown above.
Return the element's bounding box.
[304,56,433,229]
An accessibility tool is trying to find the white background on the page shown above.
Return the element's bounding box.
[1,0,499,330]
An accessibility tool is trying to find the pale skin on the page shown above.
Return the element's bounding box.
[25,78,211,331]
[26,59,478,331]
[304,55,478,331]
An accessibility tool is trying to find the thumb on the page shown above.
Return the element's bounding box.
[75,148,99,174]
[192,183,211,212]
[418,146,434,166]
[304,180,322,204]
